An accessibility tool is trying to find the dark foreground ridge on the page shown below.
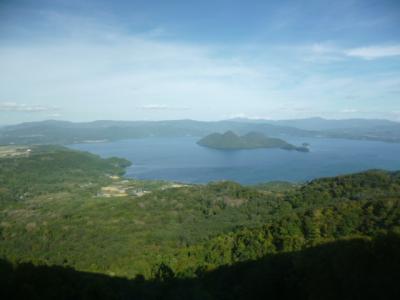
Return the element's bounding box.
[1,233,399,300]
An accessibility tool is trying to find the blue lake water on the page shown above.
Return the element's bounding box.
[69,137,400,184]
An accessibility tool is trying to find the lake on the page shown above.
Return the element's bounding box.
[69,136,400,184]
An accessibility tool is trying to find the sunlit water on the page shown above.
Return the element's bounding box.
[69,136,400,184]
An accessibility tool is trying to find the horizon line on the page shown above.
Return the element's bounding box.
[1,116,400,127]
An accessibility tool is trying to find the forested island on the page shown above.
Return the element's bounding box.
[197,131,309,151]
[1,145,400,299]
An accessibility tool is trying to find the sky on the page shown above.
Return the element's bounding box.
[0,0,400,124]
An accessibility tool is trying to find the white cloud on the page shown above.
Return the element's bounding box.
[48,113,62,117]
[139,104,168,110]
[345,45,400,60]
[0,22,274,121]
[138,104,189,110]
[0,102,57,113]
[309,43,338,55]
[226,113,269,120]
[301,43,400,61]
[1,10,399,122]
[341,108,359,113]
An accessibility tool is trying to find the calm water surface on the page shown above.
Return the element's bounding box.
[69,137,400,184]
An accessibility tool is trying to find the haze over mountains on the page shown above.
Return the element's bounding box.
[1,117,399,145]
[230,116,400,130]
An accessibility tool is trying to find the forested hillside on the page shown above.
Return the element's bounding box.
[0,146,131,202]
[0,146,399,299]
[2,233,398,299]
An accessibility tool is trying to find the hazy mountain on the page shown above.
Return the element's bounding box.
[230,117,400,130]
[229,117,400,143]
[1,118,399,145]
[0,119,315,145]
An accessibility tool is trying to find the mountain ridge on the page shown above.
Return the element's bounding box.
[1,117,399,145]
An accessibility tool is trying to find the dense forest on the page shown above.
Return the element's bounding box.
[2,233,399,299]
[1,146,400,299]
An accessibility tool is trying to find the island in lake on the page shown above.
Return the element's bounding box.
[197,131,309,152]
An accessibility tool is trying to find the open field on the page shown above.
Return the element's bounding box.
[0,146,31,158]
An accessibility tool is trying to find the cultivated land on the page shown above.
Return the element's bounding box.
[0,145,31,158]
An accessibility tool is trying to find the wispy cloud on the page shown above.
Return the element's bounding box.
[345,45,400,59]
[0,102,58,113]
[226,113,269,120]
[341,108,360,114]
[1,7,399,122]
[138,104,189,111]
[303,43,400,61]
[48,113,62,117]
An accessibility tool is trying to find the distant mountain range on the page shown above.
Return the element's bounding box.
[224,117,400,143]
[229,117,399,130]
[0,117,399,145]
[197,131,309,151]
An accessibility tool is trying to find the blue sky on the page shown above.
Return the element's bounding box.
[0,0,399,124]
